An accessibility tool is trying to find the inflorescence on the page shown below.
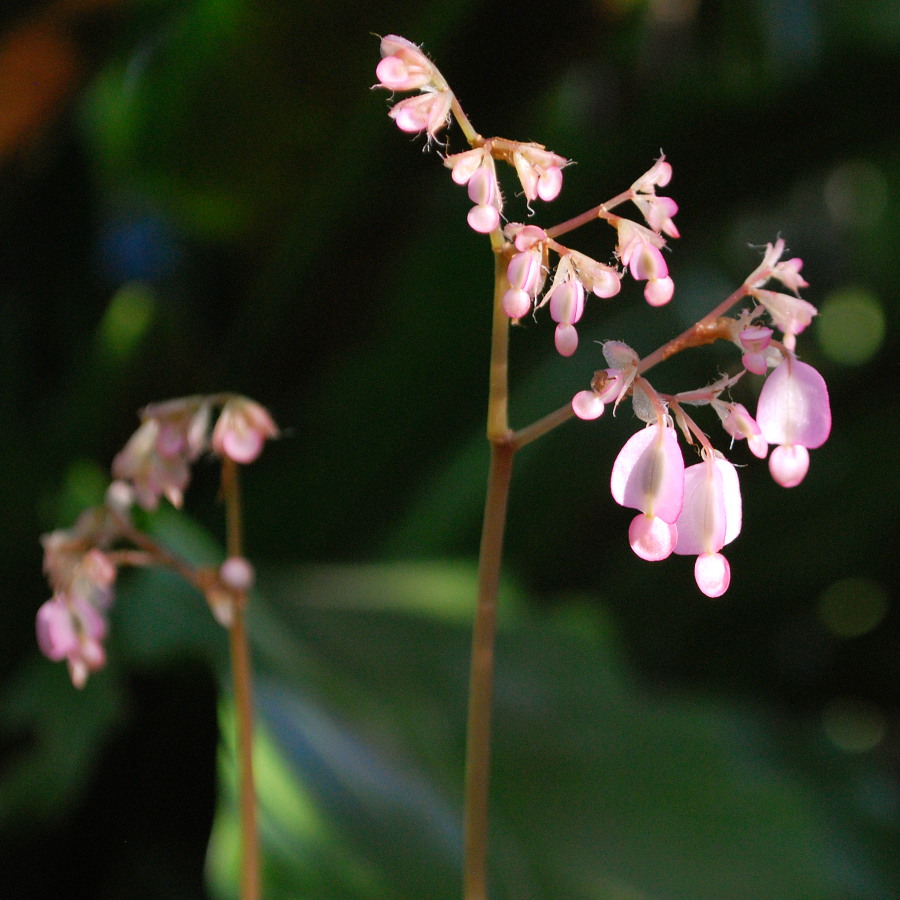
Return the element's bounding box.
[374,34,832,598]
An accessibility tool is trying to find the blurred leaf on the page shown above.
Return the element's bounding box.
[203,561,896,899]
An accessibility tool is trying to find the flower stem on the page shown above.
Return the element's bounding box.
[463,249,516,899]
[221,457,261,900]
[463,439,513,900]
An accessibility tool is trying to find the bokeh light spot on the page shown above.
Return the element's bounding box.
[816,286,885,365]
[824,160,888,228]
[818,576,889,637]
[822,696,885,753]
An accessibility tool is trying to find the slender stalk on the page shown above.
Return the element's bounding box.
[463,441,514,900]
[463,250,515,899]
[221,457,261,900]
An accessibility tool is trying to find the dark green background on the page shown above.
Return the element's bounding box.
[1,1,897,897]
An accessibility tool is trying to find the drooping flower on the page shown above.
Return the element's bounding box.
[538,257,585,356]
[503,245,545,319]
[511,143,569,203]
[630,156,679,238]
[756,357,831,487]
[750,289,818,351]
[212,397,279,465]
[673,455,742,597]
[112,397,211,509]
[375,35,440,92]
[36,546,117,688]
[739,325,774,375]
[387,90,453,137]
[615,219,674,306]
[711,399,768,459]
[445,147,503,233]
[611,421,685,561]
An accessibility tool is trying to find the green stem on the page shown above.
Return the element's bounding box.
[221,458,261,900]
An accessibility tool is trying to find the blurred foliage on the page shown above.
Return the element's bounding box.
[1,0,898,897]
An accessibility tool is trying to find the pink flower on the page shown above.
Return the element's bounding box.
[112,397,210,509]
[538,259,586,356]
[375,35,439,92]
[445,147,503,233]
[511,144,568,203]
[615,219,674,306]
[750,289,818,350]
[567,250,622,299]
[212,397,279,464]
[756,358,831,487]
[503,246,545,319]
[36,547,117,688]
[630,156,679,238]
[388,90,452,137]
[673,456,742,597]
[711,400,768,458]
[37,594,107,688]
[611,422,685,561]
[739,325,774,375]
[571,369,625,420]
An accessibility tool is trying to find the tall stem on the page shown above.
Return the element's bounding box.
[221,457,261,900]
[463,249,515,899]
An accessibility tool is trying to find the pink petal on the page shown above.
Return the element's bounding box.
[694,553,731,597]
[628,513,677,561]
[757,359,831,449]
[610,424,684,522]
[554,323,579,356]
[572,390,605,420]
[769,443,810,487]
[674,461,727,556]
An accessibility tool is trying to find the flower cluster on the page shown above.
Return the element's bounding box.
[113,394,278,511]
[375,35,569,236]
[572,240,831,596]
[37,394,278,686]
[375,35,832,598]
[37,509,121,688]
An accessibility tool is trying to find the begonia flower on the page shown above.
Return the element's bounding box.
[711,400,768,458]
[212,397,279,465]
[511,144,568,203]
[445,147,503,233]
[375,35,439,92]
[615,219,674,306]
[750,289,817,351]
[113,397,211,509]
[503,246,545,319]
[630,156,679,238]
[756,357,831,487]
[673,455,742,597]
[611,422,685,561]
[388,90,452,137]
[739,325,774,375]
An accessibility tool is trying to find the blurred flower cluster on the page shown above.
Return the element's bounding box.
[37,394,277,686]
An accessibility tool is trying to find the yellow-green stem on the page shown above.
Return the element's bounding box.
[222,457,260,900]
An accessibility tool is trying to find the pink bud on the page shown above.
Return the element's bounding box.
[376,36,435,91]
